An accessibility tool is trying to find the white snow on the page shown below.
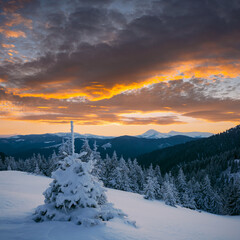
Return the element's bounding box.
[0,171,240,240]
[44,141,55,144]
[137,129,213,139]
[44,143,62,149]
[102,143,112,150]
[168,131,213,138]
[15,139,25,142]
[138,129,169,138]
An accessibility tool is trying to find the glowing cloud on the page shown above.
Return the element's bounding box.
[0,28,26,38]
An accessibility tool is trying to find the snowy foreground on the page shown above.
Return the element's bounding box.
[0,171,240,240]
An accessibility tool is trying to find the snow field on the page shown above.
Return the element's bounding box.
[0,171,240,240]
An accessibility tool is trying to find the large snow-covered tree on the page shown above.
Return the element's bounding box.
[33,122,127,226]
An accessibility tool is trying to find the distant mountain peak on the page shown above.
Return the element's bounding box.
[144,129,159,134]
[138,130,168,139]
[138,129,213,139]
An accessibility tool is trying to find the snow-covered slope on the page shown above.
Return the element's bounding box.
[138,129,213,139]
[0,171,239,240]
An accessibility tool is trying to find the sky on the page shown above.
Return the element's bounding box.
[0,0,240,136]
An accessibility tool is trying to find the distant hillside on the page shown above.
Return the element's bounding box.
[0,134,195,160]
[94,135,195,159]
[137,125,240,173]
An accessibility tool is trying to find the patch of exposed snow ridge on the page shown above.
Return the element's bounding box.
[138,129,213,139]
[102,143,112,150]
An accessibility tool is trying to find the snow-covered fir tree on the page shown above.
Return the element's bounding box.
[34,162,42,175]
[154,165,163,186]
[144,165,160,200]
[200,175,222,214]
[162,180,177,206]
[91,141,102,179]
[176,168,195,209]
[186,179,196,210]
[114,157,131,191]
[47,151,58,176]
[161,173,178,207]
[223,176,240,215]
[33,122,127,226]
[127,158,140,193]
[105,151,119,188]
[144,176,157,200]
[58,138,72,158]
[133,159,145,193]
[6,156,17,170]
[80,139,92,162]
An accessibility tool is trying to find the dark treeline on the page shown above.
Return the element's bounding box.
[172,148,240,215]
[1,138,239,216]
[137,125,240,173]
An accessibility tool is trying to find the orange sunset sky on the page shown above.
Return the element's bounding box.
[0,0,239,136]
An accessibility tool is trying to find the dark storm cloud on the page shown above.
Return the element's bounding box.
[1,0,240,93]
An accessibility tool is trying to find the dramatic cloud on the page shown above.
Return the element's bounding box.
[0,0,240,131]
[0,28,26,38]
[0,78,239,125]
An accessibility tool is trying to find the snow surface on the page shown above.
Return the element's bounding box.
[0,171,240,240]
[102,143,112,150]
[44,141,55,144]
[138,129,213,139]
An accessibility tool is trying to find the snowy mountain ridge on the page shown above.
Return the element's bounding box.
[137,129,213,139]
[6,129,213,140]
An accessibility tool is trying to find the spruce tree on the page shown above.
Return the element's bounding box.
[80,139,92,162]
[201,175,221,213]
[118,157,131,191]
[155,165,163,186]
[144,165,160,200]
[177,168,195,209]
[224,177,240,215]
[144,176,157,200]
[128,158,140,193]
[107,151,119,188]
[162,180,177,207]
[33,122,127,226]
[34,162,42,175]
[91,141,102,179]
[161,173,178,207]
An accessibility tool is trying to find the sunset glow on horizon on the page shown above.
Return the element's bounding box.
[0,0,240,136]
